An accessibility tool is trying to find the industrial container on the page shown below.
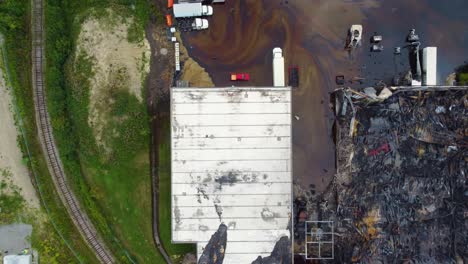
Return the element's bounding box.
[173,2,213,18]
[273,48,285,87]
[422,47,437,86]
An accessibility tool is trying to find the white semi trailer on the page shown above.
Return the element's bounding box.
[423,47,437,86]
[273,47,285,87]
[173,2,213,18]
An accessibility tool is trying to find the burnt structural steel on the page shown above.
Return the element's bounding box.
[31,0,115,262]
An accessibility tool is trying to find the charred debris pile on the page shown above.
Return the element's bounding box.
[314,86,467,262]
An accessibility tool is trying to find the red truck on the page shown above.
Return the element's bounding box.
[230,73,250,81]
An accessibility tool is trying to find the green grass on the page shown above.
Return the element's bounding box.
[46,5,159,262]
[0,170,25,223]
[159,119,196,261]
[0,168,93,264]
[458,73,468,85]
[456,63,468,85]
[43,1,195,262]
[67,51,158,262]
[2,0,194,262]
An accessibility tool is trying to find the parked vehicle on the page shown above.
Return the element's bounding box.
[371,34,382,43]
[288,66,299,88]
[193,18,209,30]
[178,18,209,31]
[173,2,213,18]
[371,44,384,52]
[230,73,250,81]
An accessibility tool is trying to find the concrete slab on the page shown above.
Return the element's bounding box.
[0,224,32,254]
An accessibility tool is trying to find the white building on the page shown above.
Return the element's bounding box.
[171,87,292,263]
[3,255,32,264]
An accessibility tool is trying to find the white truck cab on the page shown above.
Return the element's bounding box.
[202,5,214,16]
[193,18,209,30]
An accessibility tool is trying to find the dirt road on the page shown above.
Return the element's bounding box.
[0,61,39,208]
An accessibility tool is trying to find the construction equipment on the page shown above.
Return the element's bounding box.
[347,25,363,49]
[406,29,419,42]
[392,29,423,85]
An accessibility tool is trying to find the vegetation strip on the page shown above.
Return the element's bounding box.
[31,0,114,262]
[43,1,178,262]
[1,0,98,262]
[1,33,84,263]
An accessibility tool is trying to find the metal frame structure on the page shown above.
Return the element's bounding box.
[305,220,334,260]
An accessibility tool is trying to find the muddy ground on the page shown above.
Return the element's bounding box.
[181,0,468,198]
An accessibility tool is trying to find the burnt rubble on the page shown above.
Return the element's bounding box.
[311,86,468,263]
[198,224,227,264]
[198,225,292,264]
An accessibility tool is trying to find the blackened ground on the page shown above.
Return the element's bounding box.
[180,1,468,260]
[181,0,468,194]
[146,0,176,262]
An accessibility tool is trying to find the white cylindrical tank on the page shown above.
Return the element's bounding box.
[272,47,285,87]
[423,47,437,86]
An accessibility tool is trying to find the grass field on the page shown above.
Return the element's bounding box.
[46,3,159,262]
[68,49,159,262]
[159,119,196,260]
[1,0,195,262]
[0,169,85,264]
[44,1,195,262]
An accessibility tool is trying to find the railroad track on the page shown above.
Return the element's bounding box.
[31,0,115,263]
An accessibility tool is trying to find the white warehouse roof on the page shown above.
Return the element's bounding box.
[171,87,292,264]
